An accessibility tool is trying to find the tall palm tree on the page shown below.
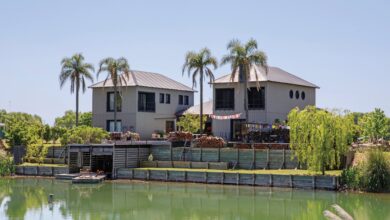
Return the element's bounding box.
[221,39,268,124]
[59,53,94,127]
[182,48,218,134]
[97,57,130,132]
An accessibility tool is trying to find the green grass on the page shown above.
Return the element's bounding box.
[19,162,67,167]
[135,167,342,176]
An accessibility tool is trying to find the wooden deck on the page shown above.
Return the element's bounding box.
[72,174,106,184]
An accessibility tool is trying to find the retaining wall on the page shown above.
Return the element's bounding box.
[140,161,228,170]
[116,168,338,190]
[15,166,69,176]
[150,146,299,169]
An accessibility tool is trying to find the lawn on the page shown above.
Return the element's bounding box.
[19,162,67,167]
[135,167,342,176]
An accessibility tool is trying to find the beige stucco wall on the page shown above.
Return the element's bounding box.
[212,81,316,139]
[92,86,194,139]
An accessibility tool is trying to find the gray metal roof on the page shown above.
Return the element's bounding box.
[179,100,213,116]
[90,70,195,92]
[213,66,319,88]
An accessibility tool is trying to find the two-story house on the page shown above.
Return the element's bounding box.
[90,70,195,139]
[211,66,318,140]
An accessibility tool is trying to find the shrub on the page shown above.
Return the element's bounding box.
[168,131,192,142]
[60,126,109,145]
[25,144,48,164]
[340,167,362,190]
[195,136,225,148]
[0,154,14,176]
[363,149,390,192]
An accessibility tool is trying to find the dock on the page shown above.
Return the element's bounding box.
[72,174,106,184]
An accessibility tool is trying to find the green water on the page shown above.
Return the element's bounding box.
[1,178,390,220]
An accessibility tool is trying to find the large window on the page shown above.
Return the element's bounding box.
[248,87,265,109]
[215,88,234,110]
[107,92,122,112]
[106,120,122,132]
[178,95,184,105]
[138,92,155,112]
[184,95,189,105]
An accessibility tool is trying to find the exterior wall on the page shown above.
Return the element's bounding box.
[92,86,194,139]
[212,81,316,139]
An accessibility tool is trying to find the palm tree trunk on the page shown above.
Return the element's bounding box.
[75,79,80,127]
[114,84,117,132]
[200,69,204,134]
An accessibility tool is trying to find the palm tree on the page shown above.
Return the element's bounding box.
[221,39,268,124]
[97,57,130,132]
[182,48,218,134]
[59,53,94,127]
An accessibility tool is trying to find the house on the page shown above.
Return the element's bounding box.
[90,70,195,139]
[211,66,318,140]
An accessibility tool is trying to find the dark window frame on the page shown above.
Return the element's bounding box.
[106,120,122,132]
[295,90,300,99]
[289,90,294,99]
[159,93,165,104]
[166,94,171,104]
[215,88,234,110]
[106,92,122,112]
[301,91,306,100]
[184,95,189,105]
[248,87,265,110]
[178,95,184,105]
[138,92,156,112]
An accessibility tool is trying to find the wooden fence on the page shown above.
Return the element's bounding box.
[117,168,338,190]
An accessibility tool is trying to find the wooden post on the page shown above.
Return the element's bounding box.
[252,174,255,186]
[236,173,240,185]
[312,176,316,189]
[252,148,255,170]
[282,148,286,169]
[166,170,168,181]
[200,147,203,162]
[131,169,134,179]
[290,175,293,188]
[205,172,208,183]
[266,149,270,169]
[269,174,273,187]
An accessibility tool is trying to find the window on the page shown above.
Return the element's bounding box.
[179,95,184,105]
[166,94,170,104]
[289,90,293,99]
[166,121,175,133]
[184,95,189,105]
[248,87,265,109]
[138,92,155,112]
[301,91,306,100]
[106,120,122,132]
[107,92,122,112]
[295,90,300,99]
[159,93,165,103]
[215,88,234,110]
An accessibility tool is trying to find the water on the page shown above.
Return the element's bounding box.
[1,178,390,220]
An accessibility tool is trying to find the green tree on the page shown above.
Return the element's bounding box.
[3,112,44,147]
[97,57,130,132]
[182,48,217,134]
[54,110,92,128]
[79,112,92,127]
[42,124,52,143]
[59,53,94,127]
[60,126,109,145]
[359,108,389,143]
[288,106,354,174]
[221,39,268,124]
[177,114,207,134]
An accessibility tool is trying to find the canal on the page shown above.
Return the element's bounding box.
[0,178,389,219]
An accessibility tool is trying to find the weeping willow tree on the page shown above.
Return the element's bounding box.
[288,106,354,174]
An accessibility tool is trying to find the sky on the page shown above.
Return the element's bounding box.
[0,0,389,125]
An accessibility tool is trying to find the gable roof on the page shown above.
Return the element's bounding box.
[177,100,213,116]
[90,70,195,92]
[213,66,319,88]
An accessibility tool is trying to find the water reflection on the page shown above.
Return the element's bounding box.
[1,178,390,220]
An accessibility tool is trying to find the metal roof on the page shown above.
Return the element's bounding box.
[213,66,319,88]
[90,70,195,92]
[177,100,213,116]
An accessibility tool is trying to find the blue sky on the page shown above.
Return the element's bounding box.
[0,0,389,124]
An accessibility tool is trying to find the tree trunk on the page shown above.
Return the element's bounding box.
[200,69,204,134]
[75,79,80,127]
[114,84,118,132]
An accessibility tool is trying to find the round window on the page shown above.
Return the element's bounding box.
[301,91,306,100]
[289,90,293,99]
[295,91,300,99]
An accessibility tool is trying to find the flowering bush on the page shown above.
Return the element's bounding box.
[168,131,192,142]
[123,131,140,141]
[194,136,225,148]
